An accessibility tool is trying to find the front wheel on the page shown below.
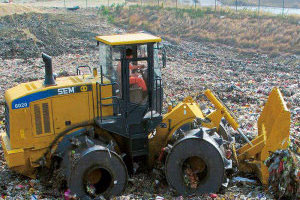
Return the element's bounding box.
[68,146,128,199]
[165,132,225,195]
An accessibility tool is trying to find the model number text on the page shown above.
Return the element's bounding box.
[14,103,28,109]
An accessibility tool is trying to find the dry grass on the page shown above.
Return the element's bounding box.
[220,0,300,9]
[0,3,43,17]
[103,5,300,55]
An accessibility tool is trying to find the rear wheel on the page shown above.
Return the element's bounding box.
[68,146,128,199]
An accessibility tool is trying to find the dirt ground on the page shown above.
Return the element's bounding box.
[0,4,299,200]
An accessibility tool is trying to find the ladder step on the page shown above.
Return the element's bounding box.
[95,118,117,125]
[101,96,118,100]
[130,136,148,158]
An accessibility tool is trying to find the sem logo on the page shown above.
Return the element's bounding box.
[58,87,75,95]
[80,86,88,92]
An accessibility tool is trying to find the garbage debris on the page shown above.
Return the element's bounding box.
[183,166,199,189]
[264,149,300,199]
[30,194,37,200]
[155,195,164,200]
[64,189,77,200]
[232,177,256,184]
[15,184,25,190]
[209,193,218,198]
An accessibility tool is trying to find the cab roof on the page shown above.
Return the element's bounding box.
[95,33,162,46]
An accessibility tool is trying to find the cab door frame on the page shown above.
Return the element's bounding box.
[120,43,155,134]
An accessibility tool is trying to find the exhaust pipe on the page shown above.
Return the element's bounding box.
[42,53,56,86]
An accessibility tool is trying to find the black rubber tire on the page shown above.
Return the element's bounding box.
[68,147,128,199]
[165,137,225,195]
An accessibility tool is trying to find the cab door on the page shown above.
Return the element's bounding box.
[122,44,154,134]
[96,43,156,137]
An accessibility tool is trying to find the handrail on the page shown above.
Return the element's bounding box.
[96,80,121,122]
[154,77,162,115]
[96,82,99,119]
[99,82,103,122]
[76,65,91,75]
[100,82,117,86]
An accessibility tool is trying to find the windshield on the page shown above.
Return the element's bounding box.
[99,43,122,99]
[99,43,114,80]
[100,43,162,79]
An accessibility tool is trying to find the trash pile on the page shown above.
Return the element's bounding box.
[264,149,300,199]
[161,39,299,143]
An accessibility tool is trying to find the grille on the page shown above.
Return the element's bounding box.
[42,103,51,133]
[4,103,10,138]
[34,104,42,135]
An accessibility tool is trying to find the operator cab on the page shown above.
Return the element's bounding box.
[95,33,164,157]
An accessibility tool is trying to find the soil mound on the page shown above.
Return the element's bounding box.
[0,12,97,59]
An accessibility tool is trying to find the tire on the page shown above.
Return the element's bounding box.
[165,136,225,195]
[68,146,128,199]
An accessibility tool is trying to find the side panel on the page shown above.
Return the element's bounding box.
[9,106,33,149]
[52,93,91,132]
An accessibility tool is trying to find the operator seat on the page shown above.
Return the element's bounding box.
[129,84,147,105]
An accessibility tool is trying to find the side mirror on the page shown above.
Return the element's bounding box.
[154,43,166,68]
[162,47,166,68]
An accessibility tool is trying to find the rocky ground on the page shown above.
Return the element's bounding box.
[0,6,299,200]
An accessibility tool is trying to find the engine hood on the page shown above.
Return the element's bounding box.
[5,75,95,110]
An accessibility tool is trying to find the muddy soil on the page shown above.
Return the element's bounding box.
[0,9,110,59]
